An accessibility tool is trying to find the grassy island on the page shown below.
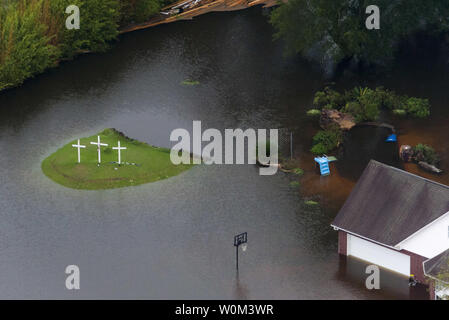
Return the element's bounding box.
[42,128,192,190]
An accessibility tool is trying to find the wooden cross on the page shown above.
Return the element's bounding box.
[112,141,127,165]
[71,139,86,163]
[90,136,108,163]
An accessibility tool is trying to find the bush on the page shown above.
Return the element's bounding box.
[119,0,161,26]
[403,98,430,118]
[310,129,342,155]
[53,0,120,57]
[306,109,321,117]
[413,144,439,165]
[313,87,345,110]
[310,143,328,155]
[0,0,167,91]
[0,0,60,90]
[311,86,431,122]
[393,109,406,116]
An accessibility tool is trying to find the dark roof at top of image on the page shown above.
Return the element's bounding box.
[424,249,449,282]
[332,160,449,246]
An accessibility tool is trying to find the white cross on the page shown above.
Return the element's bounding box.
[71,139,86,163]
[112,141,127,165]
[90,136,108,163]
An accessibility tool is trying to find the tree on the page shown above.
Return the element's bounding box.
[0,0,60,90]
[51,0,120,58]
[270,0,449,68]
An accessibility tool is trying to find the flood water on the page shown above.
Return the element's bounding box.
[0,7,447,299]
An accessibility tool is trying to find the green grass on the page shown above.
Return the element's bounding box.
[42,128,193,190]
[181,79,200,86]
[289,181,300,188]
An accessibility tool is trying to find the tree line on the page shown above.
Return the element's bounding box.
[270,0,449,71]
[0,0,174,91]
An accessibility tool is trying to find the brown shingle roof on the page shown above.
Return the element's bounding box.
[332,160,449,246]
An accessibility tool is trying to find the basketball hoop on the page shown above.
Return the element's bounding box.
[241,243,247,252]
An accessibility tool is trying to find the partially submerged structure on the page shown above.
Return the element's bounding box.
[331,160,449,299]
[424,248,449,299]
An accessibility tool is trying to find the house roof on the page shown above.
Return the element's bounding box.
[424,249,449,282]
[331,160,449,247]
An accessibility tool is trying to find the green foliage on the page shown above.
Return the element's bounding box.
[310,143,328,155]
[52,0,120,57]
[293,168,304,176]
[312,86,431,122]
[270,0,449,65]
[311,129,342,155]
[413,144,439,165]
[343,87,380,122]
[119,0,162,26]
[393,109,406,116]
[403,97,430,118]
[181,79,200,86]
[0,0,165,91]
[313,87,345,110]
[0,0,60,90]
[289,181,300,188]
[306,109,321,117]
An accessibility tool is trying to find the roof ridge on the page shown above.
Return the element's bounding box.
[369,160,449,191]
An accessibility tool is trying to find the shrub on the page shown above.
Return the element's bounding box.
[312,87,345,110]
[310,143,328,155]
[393,109,406,116]
[310,129,342,155]
[306,109,321,117]
[0,0,60,90]
[413,144,439,165]
[290,181,300,187]
[119,0,161,26]
[403,98,430,118]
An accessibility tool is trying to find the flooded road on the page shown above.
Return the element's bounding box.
[0,7,445,299]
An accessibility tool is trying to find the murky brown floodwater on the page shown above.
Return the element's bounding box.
[0,7,446,299]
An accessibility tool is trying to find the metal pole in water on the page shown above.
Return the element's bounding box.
[236,245,239,271]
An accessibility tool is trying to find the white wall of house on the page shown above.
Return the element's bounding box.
[397,211,449,259]
[347,234,411,276]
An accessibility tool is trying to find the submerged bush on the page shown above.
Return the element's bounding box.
[313,87,345,110]
[310,86,431,122]
[413,144,439,165]
[306,109,321,117]
[403,98,430,118]
[393,109,407,116]
[311,129,342,155]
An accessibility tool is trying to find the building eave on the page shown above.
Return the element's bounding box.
[330,224,400,251]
